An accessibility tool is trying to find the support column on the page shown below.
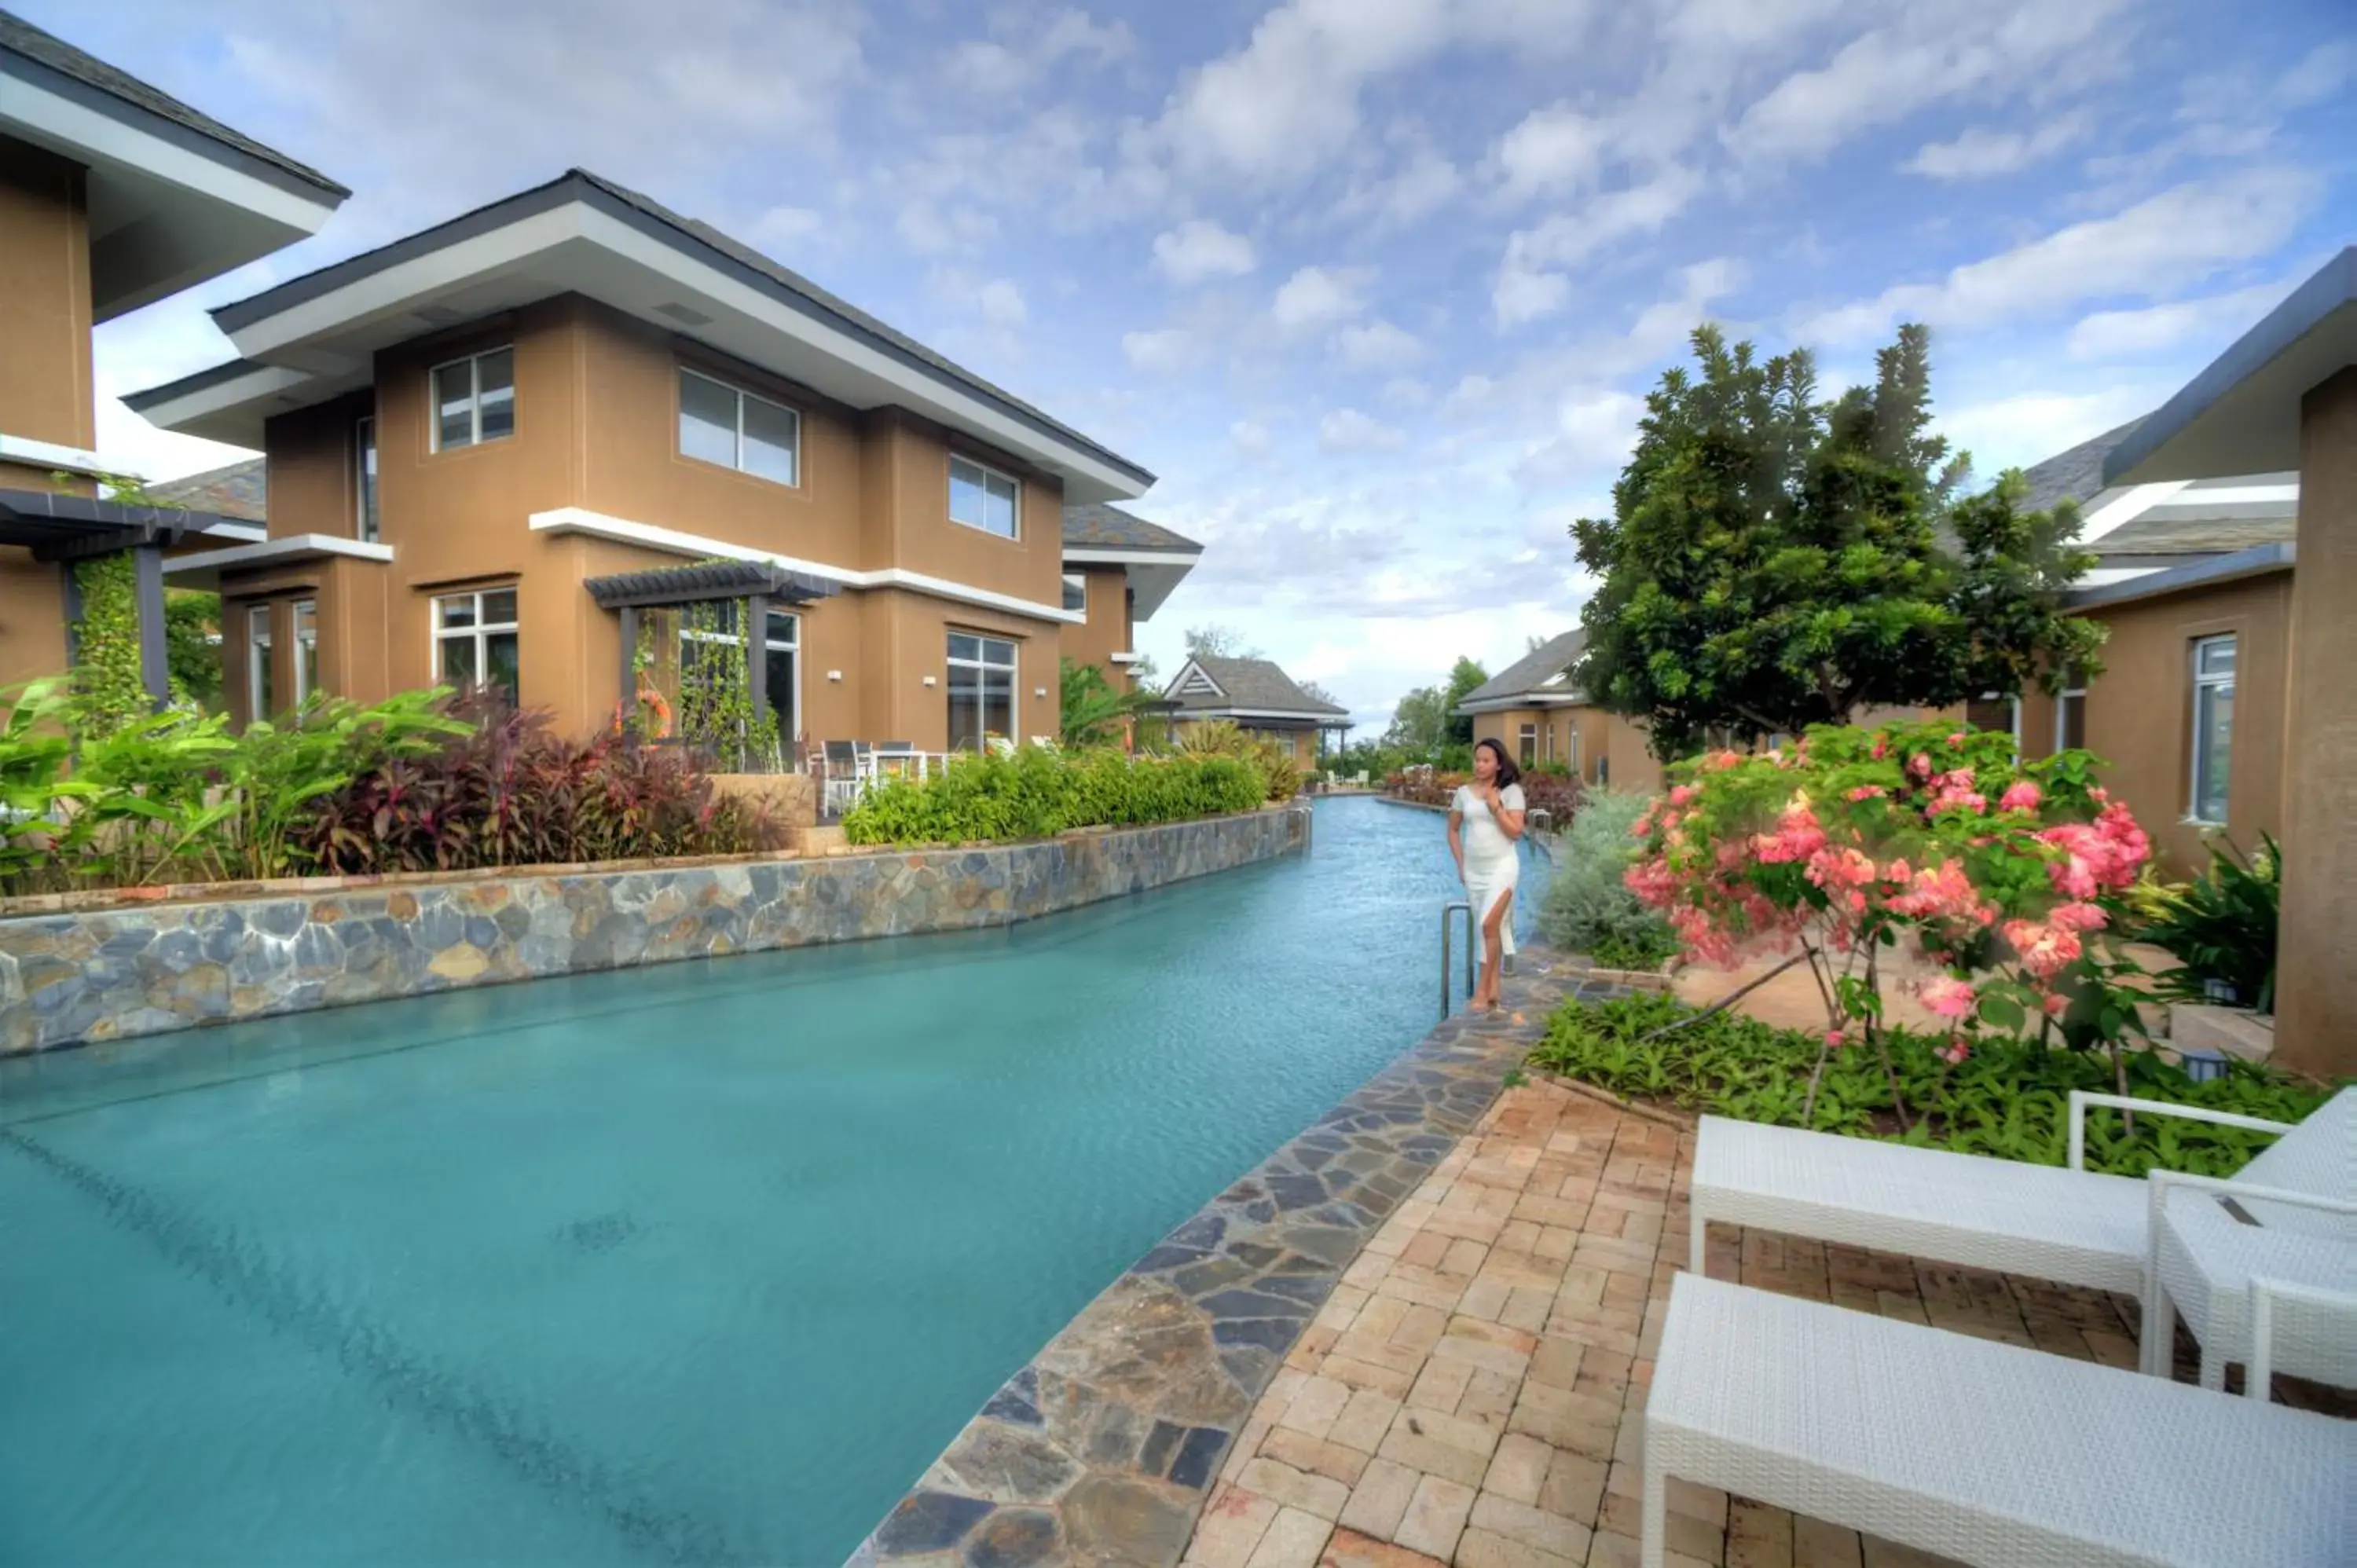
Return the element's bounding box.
[616,605,637,730]
[133,544,168,709]
[59,559,81,668]
[2274,366,2357,1079]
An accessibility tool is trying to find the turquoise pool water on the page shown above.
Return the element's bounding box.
[0,797,1545,1566]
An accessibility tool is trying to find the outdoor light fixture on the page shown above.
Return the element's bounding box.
[1035,686,1047,698]
[922,676,937,687]
[827,669,842,681]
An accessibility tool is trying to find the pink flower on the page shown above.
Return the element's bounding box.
[1887,860,1996,926]
[2043,991,2070,1018]
[2049,900,2109,932]
[2003,918,2083,980]
[1997,780,2042,813]
[1669,784,1696,806]
[1846,785,1882,802]
[1749,801,1827,864]
[1947,731,1967,746]
[1871,737,1890,760]
[1824,1029,1846,1049]
[1926,784,1987,815]
[1908,752,1934,780]
[1941,1039,1970,1065]
[1919,975,1978,1020]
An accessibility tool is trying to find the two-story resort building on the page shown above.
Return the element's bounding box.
[126,169,1198,755]
[0,9,341,695]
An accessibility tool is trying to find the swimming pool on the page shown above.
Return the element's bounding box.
[0,797,1544,1566]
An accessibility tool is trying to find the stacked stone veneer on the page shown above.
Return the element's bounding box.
[0,807,1310,1054]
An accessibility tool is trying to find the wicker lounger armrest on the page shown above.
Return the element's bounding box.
[2250,1276,2357,1393]
[2066,1090,2297,1171]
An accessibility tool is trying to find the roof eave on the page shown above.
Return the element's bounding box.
[2066,542,2296,610]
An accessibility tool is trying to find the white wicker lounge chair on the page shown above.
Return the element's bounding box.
[1687,1087,2353,1305]
[1643,1273,2357,1568]
[2143,1168,2356,1390]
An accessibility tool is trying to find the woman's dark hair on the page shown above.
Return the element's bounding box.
[1473,736,1522,789]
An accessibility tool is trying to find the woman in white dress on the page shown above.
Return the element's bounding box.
[1448,738,1527,1013]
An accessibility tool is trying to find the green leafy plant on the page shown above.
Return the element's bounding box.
[70,551,148,735]
[1539,785,1675,965]
[1530,991,2336,1178]
[1175,719,1301,802]
[2136,834,2279,1012]
[841,744,1263,846]
[1059,656,1157,747]
[165,590,224,709]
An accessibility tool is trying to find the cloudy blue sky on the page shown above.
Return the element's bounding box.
[49,0,2357,732]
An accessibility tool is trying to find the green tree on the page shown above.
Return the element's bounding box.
[166,590,224,709]
[1058,656,1157,747]
[1572,324,2103,759]
[1384,684,1449,754]
[1442,656,1488,745]
[1185,623,1263,660]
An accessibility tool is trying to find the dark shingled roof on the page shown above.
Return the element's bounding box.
[1457,629,1587,709]
[144,458,265,522]
[201,169,1148,487]
[0,9,346,196]
[1061,502,1200,551]
[1170,655,1348,717]
[2017,418,2146,514]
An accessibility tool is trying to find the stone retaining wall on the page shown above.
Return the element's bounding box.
[0,806,1310,1054]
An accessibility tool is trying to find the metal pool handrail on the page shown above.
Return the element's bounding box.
[1439,899,1475,1018]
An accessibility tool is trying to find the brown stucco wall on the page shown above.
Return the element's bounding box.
[0,548,68,692]
[2276,368,2357,1078]
[0,136,93,459]
[2071,570,2291,880]
[1065,565,1133,684]
[238,296,1072,746]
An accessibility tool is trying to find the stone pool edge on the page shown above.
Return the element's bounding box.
[0,805,1310,1055]
[850,951,1629,1568]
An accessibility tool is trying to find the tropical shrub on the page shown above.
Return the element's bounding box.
[1058,657,1157,748]
[1540,786,1676,968]
[1386,768,1582,824]
[1530,991,2333,1177]
[1623,719,2154,1124]
[2135,834,2279,1012]
[1176,720,1301,802]
[842,745,1263,845]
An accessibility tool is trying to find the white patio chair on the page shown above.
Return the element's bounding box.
[1642,1273,2356,1568]
[2141,1168,2355,1390]
[1688,1087,2352,1304]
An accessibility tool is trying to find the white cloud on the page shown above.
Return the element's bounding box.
[977,278,1028,326]
[1492,167,1702,326]
[1122,328,1197,373]
[1333,147,1463,231]
[746,205,827,251]
[1734,0,2124,164]
[943,9,1134,95]
[1802,167,2321,344]
[2279,39,2355,107]
[2066,280,2291,361]
[1318,408,1406,452]
[1515,390,1644,485]
[1230,419,1274,459]
[1494,104,1608,201]
[1381,376,1434,409]
[1152,220,1258,284]
[1336,320,1424,370]
[1902,113,2088,181]
[1938,384,2167,476]
[896,200,998,255]
[1273,265,1376,332]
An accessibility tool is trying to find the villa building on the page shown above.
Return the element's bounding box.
[1163,654,1349,769]
[1453,631,1663,791]
[0,9,339,695]
[126,168,1188,756]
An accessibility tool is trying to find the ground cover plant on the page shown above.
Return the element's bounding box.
[841,743,1264,846]
[1531,991,2333,1178]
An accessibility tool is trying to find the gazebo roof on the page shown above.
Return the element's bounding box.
[583,559,839,610]
[0,487,258,559]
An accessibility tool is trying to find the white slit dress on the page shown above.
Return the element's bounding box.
[1453,782,1525,958]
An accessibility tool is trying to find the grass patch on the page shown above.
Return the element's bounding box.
[1529,991,2336,1178]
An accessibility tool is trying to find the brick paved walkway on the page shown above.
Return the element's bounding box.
[1180,1078,2179,1568]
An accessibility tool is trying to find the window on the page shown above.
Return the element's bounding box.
[1568,729,1582,779]
[434,588,520,706]
[2190,635,2235,824]
[354,416,379,541]
[246,605,273,720]
[2055,665,2088,753]
[294,600,318,706]
[1519,723,1537,768]
[431,347,515,450]
[1967,694,2022,753]
[949,454,1018,539]
[947,632,1017,751]
[1062,574,1087,615]
[678,368,800,485]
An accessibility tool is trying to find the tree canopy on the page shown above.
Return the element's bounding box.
[1184,623,1263,661]
[1571,324,2104,759]
[1384,655,1490,753]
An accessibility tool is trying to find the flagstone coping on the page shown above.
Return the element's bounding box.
[849,953,1629,1568]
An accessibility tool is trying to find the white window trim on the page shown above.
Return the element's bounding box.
[429,346,515,452]
[947,632,1019,749]
[2054,673,2088,753]
[354,415,379,542]
[677,365,801,487]
[1061,573,1087,616]
[246,604,272,720]
[677,606,803,743]
[293,599,318,705]
[432,588,520,691]
[948,452,1021,541]
[2188,634,2235,826]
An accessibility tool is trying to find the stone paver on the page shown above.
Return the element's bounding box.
[1184,1072,2348,1568]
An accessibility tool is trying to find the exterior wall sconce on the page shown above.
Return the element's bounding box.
[922,676,937,687]
[827,669,843,682]
[1034,687,1047,698]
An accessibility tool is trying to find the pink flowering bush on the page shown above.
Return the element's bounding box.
[1625,718,2154,1120]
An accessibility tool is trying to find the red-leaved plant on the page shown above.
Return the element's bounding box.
[1625,719,2152,1124]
